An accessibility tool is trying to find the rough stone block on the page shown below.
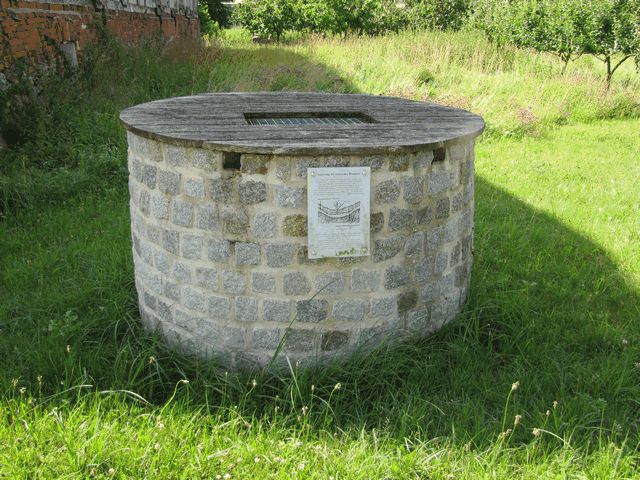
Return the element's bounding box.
[406,307,430,333]
[197,203,219,231]
[236,296,258,322]
[416,205,433,226]
[235,242,261,266]
[222,207,249,235]
[316,271,345,294]
[428,170,458,195]
[283,272,311,295]
[321,331,349,351]
[239,180,267,204]
[420,273,454,303]
[295,299,328,323]
[163,281,181,302]
[414,255,435,282]
[425,225,445,254]
[403,176,424,204]
[435,197,450,219]
[224,327,245,349]
[265,243,295,267]
[397,290,418,313]
[389,154,410,171]
[222,271,246,294]
[153,249,171,273]
[196,267,217,290]
[142,164,157,189]
[373,237,404,263]
[276,160,291,182]
[158,170,180,194]
[184,177,205,198]
[384,265,409,289]
[375,179,400,203]
[414,150,434,169]
[172,199,193,227]
[296,246,327,265]
[263,298,290,322]
[162,229,180,254]
[172,261,192,283]
[174,309,195,330]
[208,295,230,320]
[356,155,385,171]
[208,239,231,263]
[451,190,463,213]
[181,234,202,259]
[184,287,206,313]
[275,185,305,209]
[150,194,170,220]
[371,296,396,317]
[191,149,219,171]
[207,176,235,203]
[253,212,277,238]
[351,269,380,292]
[252,328,281,349]
[164,144,188,167]
[389,207,414,232]
[146,224,161,245]
[282,215,307,237]
[435,250,449,274]
[252,272,276,294]
[143,292,157,310]
[139,190,151,216]
[333,299,366,321]
[286,329,316,351]
[371,212,384,233]
[240,154,270,174]
[405,232,425,257]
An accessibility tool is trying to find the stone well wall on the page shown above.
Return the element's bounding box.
[127,132,475,369]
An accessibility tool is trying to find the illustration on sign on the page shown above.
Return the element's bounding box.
[307,167,370,259]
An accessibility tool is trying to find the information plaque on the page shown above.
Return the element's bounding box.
[307,167,370,259]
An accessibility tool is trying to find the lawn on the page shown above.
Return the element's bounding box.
[0,30,639,478]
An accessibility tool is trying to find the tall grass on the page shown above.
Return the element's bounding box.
[1,30,639,477]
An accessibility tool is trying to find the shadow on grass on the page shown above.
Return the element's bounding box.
[0,40,638,450]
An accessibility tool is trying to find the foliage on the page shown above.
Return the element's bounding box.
[472,0,640,84]
[406,0,471,31]
[198,0,221,37]
[206,0,231,28]
[233,0,407,40]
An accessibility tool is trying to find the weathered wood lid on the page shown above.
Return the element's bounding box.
[120,92,484,155]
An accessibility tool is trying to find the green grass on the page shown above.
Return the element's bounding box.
[1,30,639,478]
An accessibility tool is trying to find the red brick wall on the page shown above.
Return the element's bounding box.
[0,0,199,72]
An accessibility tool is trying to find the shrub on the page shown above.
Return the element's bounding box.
[406,0,471,31]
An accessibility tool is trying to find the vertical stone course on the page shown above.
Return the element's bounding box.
[127,133,475,368]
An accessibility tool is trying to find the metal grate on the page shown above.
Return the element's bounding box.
[245,112,374,126]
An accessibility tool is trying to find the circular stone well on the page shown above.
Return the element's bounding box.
[120,92,484,369]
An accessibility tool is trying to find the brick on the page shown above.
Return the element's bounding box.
[275,185,305,208]
[252,272,276,294]
[235,242,261,266]
[239,180,267,204]
[295,299,328,323]
[351,269,380,293]
[283,272,311,295]
[316,271,345,295]
[222,271,246,294]
[263,298,290,322]
[236,296,258,322]
[265,243,295,268]
[207,239,231,263]
[252,212,277,238]
[333,299,366,321]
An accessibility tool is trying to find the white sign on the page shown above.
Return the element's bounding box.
[307,167,370,259]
